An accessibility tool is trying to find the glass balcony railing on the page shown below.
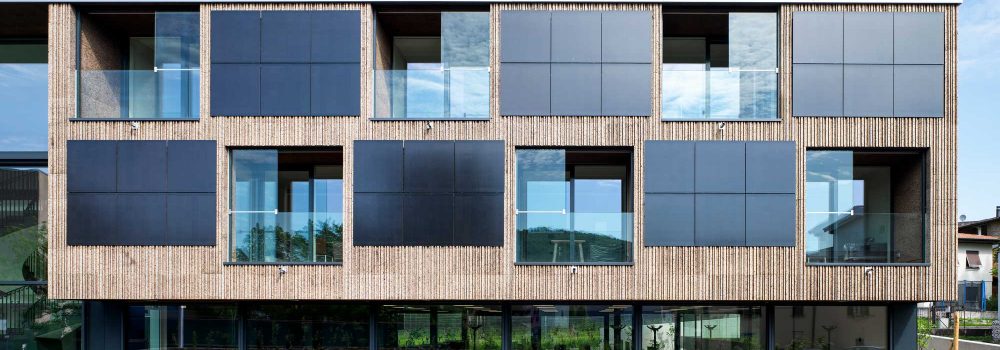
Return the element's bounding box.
[76,69,200,119]
[373,67,489,119]
[230,212,343,263]
[516,211,633,264]
[805,212,927,264]
[661,65,777,120]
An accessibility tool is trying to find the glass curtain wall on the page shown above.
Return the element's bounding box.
[244,304,369,350]
[376,305,502,350]
[124,305,238,350]
[76,10,200,119]
[640,306,765,350]
[661,12,777,120]
[373,10,489,119]
[230,149,344,263]
[510,305,633,350]
[773,306,888,350]
[805,150,926,264]
[515,149,633,264]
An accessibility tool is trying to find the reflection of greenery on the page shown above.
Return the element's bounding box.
[512,315,632,350]
[235,218,343,263]
[517,227,631,262]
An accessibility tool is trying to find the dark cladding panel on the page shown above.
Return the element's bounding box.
[210,64,260,116]
[67,140,117,193]
[402,193,454,246]
[116,140,167,193]
[115,193,167,245]
[695,141,746,193]
[550,63,601,116]
[499,63,550,116]
[745,141,795,194]
[166,193,217,246]
[644,141,695,194]
[260,64,311,116]
[453,194,503,246]
[695,194,746,246]
[644,193,695,246]
[499,11,551,62]
[454,141,504,193]
[210,11,260,63]
[312,11,361,63]
[792,11,843,64]
[260,11,310,63]
[893,12,944,65]
[311,63,361,116]
[745,194,795,247]
[601,63,651,116]
[354,141,404,193]
[893,65,944,117]
[601,11,652,63]
[792,64,844,117]
[353,193,402,245]
[551,11,601,63]
[166,141,217,193]
[403,141,456,193]
[844,12,893,64]
[844,64,894,117]
[67,193,117,245]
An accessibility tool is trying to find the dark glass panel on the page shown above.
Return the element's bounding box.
[510,304,633,350]
[376,305,502,350]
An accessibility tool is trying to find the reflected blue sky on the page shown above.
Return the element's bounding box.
[0,64,47,152]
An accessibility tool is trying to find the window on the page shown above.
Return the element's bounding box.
[662,11,777,120]
[125,305,238,350]
[376,305,503,349]
[641,306,765,350]
[0,5,47,154]
[805,150,927,264]
[230,149,344,263]
[958,281,985,311]
[966,250,982,269]
[516,149,633,264]
[244,304,369,349]
[511,305,633,350]
[774,306,887,350]
[76,8,200,119]
[373,7,489,119]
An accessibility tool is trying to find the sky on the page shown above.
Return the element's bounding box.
[958,0,1000,221]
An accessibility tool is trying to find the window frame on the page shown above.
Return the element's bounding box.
[659,7,782,122]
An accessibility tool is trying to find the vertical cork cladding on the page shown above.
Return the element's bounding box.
[47,2,957,302]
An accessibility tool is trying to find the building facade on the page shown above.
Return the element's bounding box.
[0,0,957,349]
[955,233,996,311]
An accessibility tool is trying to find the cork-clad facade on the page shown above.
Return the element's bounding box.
[0,0,958,349]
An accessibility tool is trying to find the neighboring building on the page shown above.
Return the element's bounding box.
[956,233,997,311]
[0,0,957,349]
[959,207,1000,236]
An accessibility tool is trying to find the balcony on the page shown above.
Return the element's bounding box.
[661,65,777,119]
[805,211,927,264]
[75,10,199,120]
[661,12,778,120]
[373,67,489,119]
[230,211,344,263]
[516,211,634,264]
[77,68,199,119]
[373,8,489,119]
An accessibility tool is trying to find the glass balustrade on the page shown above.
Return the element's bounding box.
[374,67,489,119]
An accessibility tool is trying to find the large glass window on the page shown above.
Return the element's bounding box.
[377,305,503,350]
[516,149,633,264]
[662,11,777,120]
[805,150,927,264]
[125,305,238,350]
[0,5,47,153]
[641,306,765,350]
[774,306,887,350]
[244,304,369,350]
[76,9,200,119]
[511,305,633,350]
[230,149,344,263]
[373,8,489,119]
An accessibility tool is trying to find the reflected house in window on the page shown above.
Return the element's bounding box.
[516,148,633,264]
[230,149,344,263]
[805,150,927,264]
[76,7,200,119]
[641,306,765,350]
[774,306,888,350]
[662,11,778,120]
[373,6,490,119]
